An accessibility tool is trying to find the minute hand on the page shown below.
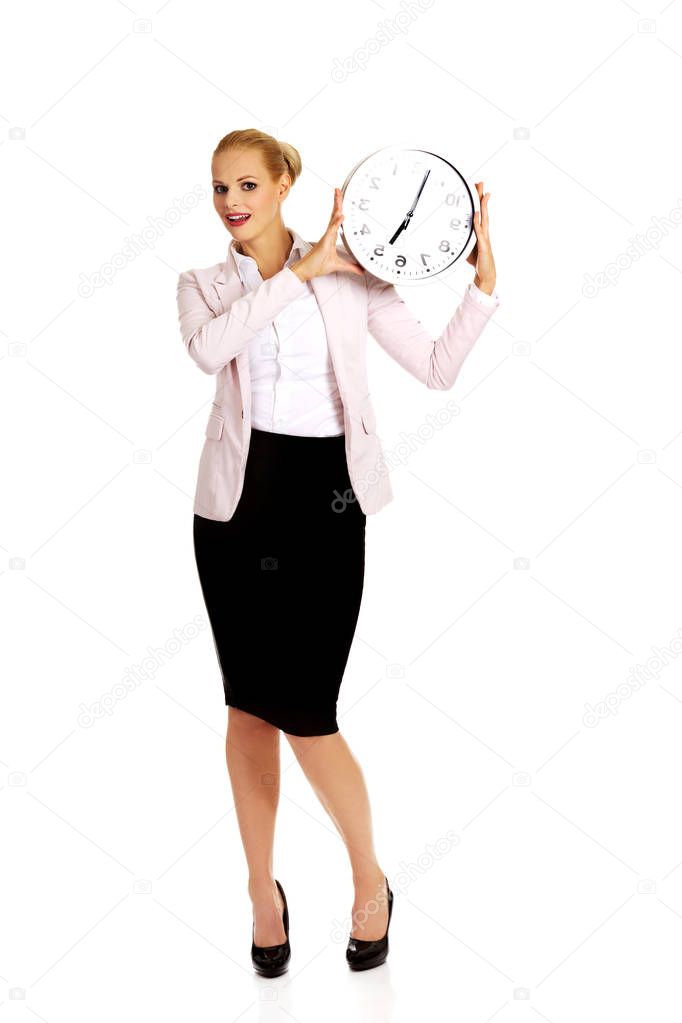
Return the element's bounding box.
[388,168,432,245]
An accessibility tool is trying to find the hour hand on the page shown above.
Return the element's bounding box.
[389,217,409,245]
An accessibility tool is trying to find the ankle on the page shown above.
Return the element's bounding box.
[248,875,276,899]
[352,863,384,883]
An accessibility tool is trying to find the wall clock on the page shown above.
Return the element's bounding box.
[339,144,480,286]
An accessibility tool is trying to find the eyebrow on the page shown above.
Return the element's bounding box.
[212,175,260,183]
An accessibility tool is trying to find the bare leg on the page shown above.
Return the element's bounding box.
[226,707,286,946]
[284,730,388,941]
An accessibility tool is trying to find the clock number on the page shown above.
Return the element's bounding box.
[358,198,370,211]
[373,245,384,257]
[420,253,430,265]
[445,193,462,206]
[360,223,370,235]
[439,240,450,252]
[395,255,406,267]
[368,176,380,189]
[449,218,462,230]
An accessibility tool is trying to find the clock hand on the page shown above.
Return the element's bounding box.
[388,217,409,245]
[388,168,431,245]
[406,168,431,216]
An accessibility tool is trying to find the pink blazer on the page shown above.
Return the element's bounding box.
[176,234,500,522]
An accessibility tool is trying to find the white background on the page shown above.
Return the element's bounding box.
[2,0,682,1019]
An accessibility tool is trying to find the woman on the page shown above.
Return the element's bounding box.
[177,129,499,976]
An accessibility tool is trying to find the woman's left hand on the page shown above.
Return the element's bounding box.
[466,181,496,294]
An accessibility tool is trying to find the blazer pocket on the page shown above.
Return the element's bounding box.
[360,399,376,434]
[205,412,224,440]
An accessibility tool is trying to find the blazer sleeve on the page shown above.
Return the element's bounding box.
[364,271,500,390]
[176,265,309,374]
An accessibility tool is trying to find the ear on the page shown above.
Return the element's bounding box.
[279,172,292,200]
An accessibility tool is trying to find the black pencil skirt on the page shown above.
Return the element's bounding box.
[192,426,366,736]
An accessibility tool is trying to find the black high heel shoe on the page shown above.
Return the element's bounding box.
[251,879,291,977]
[346,875,393,971]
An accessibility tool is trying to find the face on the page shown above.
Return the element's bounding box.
[211,148,290,242]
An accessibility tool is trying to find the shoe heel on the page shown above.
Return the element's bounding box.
[251,879,291,977]
[346,875,393,972]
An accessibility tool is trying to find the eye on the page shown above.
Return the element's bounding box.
[213,182,257,194]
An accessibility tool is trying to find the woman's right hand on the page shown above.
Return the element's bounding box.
[291,188,366,282]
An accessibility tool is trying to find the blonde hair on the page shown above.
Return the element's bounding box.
[212,128,302,188]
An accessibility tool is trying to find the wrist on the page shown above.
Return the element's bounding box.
[473,275,495,295]
[291,258,313,283]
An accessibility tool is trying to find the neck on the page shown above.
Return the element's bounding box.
[235,222,294,280]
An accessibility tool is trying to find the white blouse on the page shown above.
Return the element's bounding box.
[230,228,499,438]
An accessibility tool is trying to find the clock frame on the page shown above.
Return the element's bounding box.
[339,144,480,286]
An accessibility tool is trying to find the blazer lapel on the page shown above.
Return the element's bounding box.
[309,270,347,381]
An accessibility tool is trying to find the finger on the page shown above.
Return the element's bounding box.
[329,187,341,221]
[328,188,344,232]
[481,192,490,230]
[336,254,365,275]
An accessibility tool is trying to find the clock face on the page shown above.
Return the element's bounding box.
[339,145,479,285]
